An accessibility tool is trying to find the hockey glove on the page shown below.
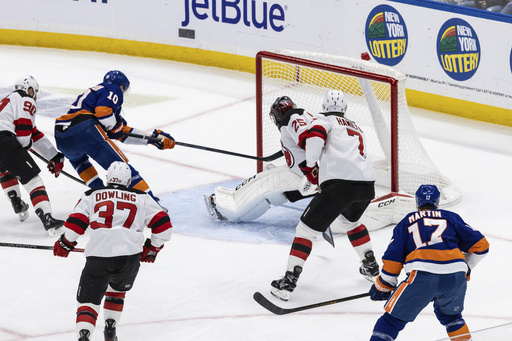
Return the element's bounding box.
[48,152,65,178]
[298,160,319,185]
[107,116,125,140]
[53,234,77,258]
[151,129,175,150]
[140,238,164,263]
[369,276,396,301]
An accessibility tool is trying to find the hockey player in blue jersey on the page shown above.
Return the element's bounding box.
[54,70,174,205]
[368,184,489,341]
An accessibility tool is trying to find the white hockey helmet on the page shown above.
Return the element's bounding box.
[14,75,39,100]
[106,161,132,186]
[322,90,347,114]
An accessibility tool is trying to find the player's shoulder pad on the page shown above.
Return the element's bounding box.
[282,108,305,127]
[14,89,34,99]
[101,83,125,99]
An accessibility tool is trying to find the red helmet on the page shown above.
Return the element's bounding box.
[269,96,296,127]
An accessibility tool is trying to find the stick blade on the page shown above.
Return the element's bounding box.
[253,292,287,315]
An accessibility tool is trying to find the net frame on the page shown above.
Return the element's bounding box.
[255,50,461,205]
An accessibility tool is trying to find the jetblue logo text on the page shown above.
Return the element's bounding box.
[182,0,286,32]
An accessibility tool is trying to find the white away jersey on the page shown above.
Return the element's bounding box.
[63,185,173,258]
[281,110,375,184]
[0,91,59,159]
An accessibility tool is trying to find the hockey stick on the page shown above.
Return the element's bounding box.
[30,150,86,186]
[253,291,370,315]
[0,242,84,253]
[122,132,284,162]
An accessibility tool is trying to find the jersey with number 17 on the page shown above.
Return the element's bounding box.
[381,209,489,278]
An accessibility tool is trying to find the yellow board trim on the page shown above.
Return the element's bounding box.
[2,28,511,127]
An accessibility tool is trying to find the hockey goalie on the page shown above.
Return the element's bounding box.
[205,90,415,233]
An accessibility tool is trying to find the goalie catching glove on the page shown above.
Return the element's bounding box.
[48,152,65,178]
[298,160,319,185]
[140,238,164,263]
[369,276,396,301]
[53,234,77,257]
[151,129,175,150]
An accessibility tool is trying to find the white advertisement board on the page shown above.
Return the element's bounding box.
[0,0,511,114]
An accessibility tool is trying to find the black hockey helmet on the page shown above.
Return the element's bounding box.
[269,96,296,127]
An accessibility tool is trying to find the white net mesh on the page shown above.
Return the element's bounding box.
[257,50,461,205]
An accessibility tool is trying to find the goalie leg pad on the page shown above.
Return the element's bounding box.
[213,166,302,222]
[359,192,416,232]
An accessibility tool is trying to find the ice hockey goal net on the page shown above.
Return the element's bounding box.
[256,50,461,205]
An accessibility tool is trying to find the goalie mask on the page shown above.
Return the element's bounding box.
[269,96,296,128]
[415,184,440,209]
[103,70,130,92]
[107,161,132,187]
[322,90,347,114]
[14,75,39,100]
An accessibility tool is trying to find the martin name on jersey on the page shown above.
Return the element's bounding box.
[378,209,489,288]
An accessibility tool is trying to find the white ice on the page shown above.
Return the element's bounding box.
[0,45,511,341]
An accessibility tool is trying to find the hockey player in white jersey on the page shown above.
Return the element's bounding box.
[267,91,384,301]
[205,92,414,232]
[53,161,173,341]
[0,75,65,235]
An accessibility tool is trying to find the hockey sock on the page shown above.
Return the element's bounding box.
[24,176,52,214]
[437,313,471,340]
[0,172,21,196]
[103,287,126,323]
[347,224,372,260]
[76,303,100,338]
[370,312,406,341]
[71,158,103,188]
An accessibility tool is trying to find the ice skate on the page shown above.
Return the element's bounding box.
[35,208,64,236]
[8,191,29,222]
[104,319,118,341]
[204,194,226,221]
[78,329,90,341]
[270,266,302,301]
[359,250,380,282]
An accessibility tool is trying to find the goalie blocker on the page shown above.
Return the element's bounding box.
[204,164,415,232]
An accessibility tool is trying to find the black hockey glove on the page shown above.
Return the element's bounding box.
[48,152,65,178]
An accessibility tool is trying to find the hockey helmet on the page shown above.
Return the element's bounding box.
[103,70,130,92]
[415,184,440,209]
[107,161,132,187]
[322,90,347,114]
[14,75,39,100]
[269,96,296,127]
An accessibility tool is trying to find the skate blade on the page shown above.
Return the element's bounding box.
[47,226,64,237]
[270,287,290,301]
[18,211,29,222]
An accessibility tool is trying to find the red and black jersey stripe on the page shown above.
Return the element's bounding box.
[64,213,89,235]
[148,211,172,234]
[13,118,33,137]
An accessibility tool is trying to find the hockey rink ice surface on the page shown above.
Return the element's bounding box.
[0,46,511,341]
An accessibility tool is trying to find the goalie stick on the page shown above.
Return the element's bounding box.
[0,242,84,253]
[122,132,284,162]
[253,291,370,315]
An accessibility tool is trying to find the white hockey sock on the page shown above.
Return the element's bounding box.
[24,175,52,213]
[76,303,100,338]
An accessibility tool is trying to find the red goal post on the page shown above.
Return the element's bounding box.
[255,50,461,205]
